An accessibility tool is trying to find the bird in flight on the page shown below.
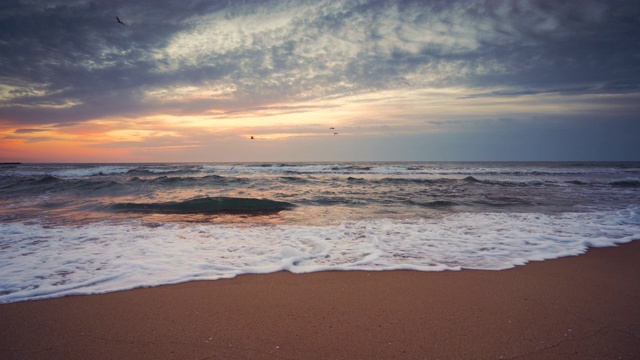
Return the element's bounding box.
[250,136,254,139]
[334,132,338,135]
[116,16,125,25]
[330,127,335,129]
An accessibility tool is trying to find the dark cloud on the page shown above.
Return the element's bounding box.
[1,0,639,129]
[460,83,640,99]
[13,128,48,133]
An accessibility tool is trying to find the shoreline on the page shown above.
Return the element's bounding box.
[1,241,639,359]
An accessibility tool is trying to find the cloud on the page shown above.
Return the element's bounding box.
[0,0,639,161]
[13,128,48,134]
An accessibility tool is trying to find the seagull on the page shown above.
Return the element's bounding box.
[116,16,125,25]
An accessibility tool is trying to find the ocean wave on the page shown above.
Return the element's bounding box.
[279,176,311,184]
[480,178,547,186]
[128,174,227,185]
[75,179,123,191]
[246,163,298,168]
[473,196,534,207]
[610,179,640,188]
[0,176,64,196]
[332,165,372,171]
[53,166,131,177]
[462,176,482,183]
[126,168,195,176]
[301,196,368,206]
[565,180,587,185]
[4,162,640,179]
[1,164,205,178]
[347,176,367,183]
[35,175,61,184]
[0,175,126,195]
[109,196,296,215]
[408,200,460,208]
[376,177,443,185]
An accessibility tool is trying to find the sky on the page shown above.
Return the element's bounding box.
[1,0,639,163]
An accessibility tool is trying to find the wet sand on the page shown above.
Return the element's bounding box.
[1,241,639,359]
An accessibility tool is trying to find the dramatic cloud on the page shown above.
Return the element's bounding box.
[1,0,639,161]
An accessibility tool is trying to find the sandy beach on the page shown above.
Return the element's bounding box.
[1,241,639,359]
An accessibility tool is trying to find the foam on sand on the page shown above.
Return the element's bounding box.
[1,206,638,303]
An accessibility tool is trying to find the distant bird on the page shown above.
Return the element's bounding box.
[334,132,338,135]
[116,16,125,25]
[250,136,254,139]
[330,127,335,129]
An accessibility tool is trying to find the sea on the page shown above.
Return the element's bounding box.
[1,161,639,303]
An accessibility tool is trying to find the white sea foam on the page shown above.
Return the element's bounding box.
[5,166,132,178]
[195,163,629,179]
[51,166,131,177]
[2,162,632,179]
[1,207,638,303]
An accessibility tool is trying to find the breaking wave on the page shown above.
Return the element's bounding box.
[110,196,296,215]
